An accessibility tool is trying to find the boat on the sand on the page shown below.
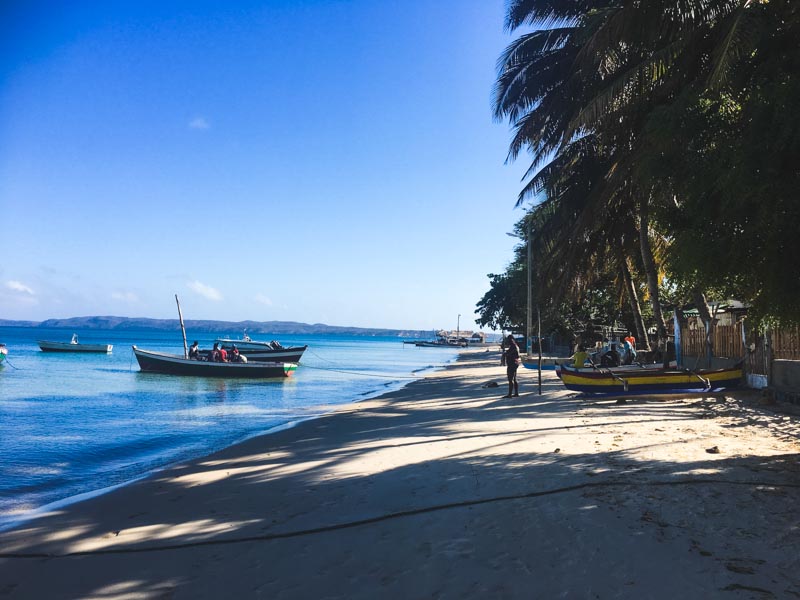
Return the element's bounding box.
[38,334,112,353]
[132,346,297,378]
[557,363,742,394]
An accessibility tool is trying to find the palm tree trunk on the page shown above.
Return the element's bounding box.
[619,253,649,349]
[638,195,667,347]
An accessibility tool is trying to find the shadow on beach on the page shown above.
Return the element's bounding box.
[2,351,799,599]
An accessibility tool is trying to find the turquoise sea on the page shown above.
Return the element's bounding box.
[0,326,459,529]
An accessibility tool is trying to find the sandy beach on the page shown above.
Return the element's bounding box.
[1,349,799,599]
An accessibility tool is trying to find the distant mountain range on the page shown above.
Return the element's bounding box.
[0,316,438,338]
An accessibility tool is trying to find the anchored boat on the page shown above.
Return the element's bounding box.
[38,334,112,353]
[132,346,296,378]
[215,332,307,363]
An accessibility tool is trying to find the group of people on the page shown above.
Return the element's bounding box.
[572,333,637,368]
[187,341,248,363]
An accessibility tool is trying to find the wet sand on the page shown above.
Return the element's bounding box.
[1,349,799,599]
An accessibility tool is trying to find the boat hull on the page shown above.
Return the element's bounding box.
[215,340,307,363]
[558,364,742,394]
[522,357,563,371]
[132,346,296,378]
[39,341,113,353]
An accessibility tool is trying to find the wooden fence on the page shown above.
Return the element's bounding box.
[680,319,800,378]
[680,323,744,360]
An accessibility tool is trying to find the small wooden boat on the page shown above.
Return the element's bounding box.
[132,346,297,378]
[558,363,742,394]
[0,343,7,365]
[522,357,565,370]
[38,334,112,353]
[214,333,307,363]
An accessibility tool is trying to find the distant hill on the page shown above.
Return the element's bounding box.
[0,316,435,338]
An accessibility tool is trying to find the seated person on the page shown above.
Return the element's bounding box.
[573,346,589,368]
[188,341,200,360]
[600,344,621,367]
[230,346,247,363]
[218,347,228,362]
[210,342,221,363]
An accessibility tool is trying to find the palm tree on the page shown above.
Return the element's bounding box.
[493,0,785,341]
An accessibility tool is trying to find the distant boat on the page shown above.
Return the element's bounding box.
[132,346,296,378]
[414,340,466,347]
[557,363,742,394]
[0,343,7,365]
[214,332,307,363]
[38,334,112,353]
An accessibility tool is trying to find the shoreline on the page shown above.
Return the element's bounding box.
[0,352,462,534]
[2,348,799,598]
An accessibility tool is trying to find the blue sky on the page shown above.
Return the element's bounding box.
[0,0,529,331]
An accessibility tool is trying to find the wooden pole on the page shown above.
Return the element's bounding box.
[175,294,189,359]
[537,304,542,394]
[527,221,532,356]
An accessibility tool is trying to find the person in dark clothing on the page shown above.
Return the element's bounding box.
[188,340,200,360]
[502,334,521,398]
[600,343,621,367]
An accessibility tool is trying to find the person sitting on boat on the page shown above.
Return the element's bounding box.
[601,343,621,367]
[218,346,229,362]
[573,345,589,368]
[210,343,221,362]
[269,340,284,350]
[188,341,200,360]
[230,346,247,363]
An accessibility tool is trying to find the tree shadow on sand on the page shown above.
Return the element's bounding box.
[1,352,798,598]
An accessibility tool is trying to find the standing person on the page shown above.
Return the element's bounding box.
[624,332,636,350]
[502,334,521,398]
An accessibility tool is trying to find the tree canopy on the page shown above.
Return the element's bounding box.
[480,0,800,338]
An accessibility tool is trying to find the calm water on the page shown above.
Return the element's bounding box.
[0,326,458,528]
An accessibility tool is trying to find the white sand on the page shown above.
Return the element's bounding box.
[1,349,799,599]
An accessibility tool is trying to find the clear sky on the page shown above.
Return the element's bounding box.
[0,0,528,331]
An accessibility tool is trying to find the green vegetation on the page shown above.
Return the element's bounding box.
[478,0,800,346]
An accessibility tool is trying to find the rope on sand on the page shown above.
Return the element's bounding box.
[3,477,798,559]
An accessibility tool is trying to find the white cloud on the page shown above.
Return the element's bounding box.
[7,280,35,295]
[189,116,210,130]
[255,293,273,306]
[111,291,139,302]
[188,280,222,301]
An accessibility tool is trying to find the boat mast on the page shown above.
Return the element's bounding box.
[175,294,189,359]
